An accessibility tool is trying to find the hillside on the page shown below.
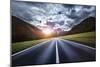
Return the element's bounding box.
[12,16,44,42]
[65,17,96,35]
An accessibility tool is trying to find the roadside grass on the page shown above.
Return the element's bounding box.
[60,31,96,48]
[12,38,50,54]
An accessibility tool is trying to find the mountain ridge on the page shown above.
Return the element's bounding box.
[12,16,44,42]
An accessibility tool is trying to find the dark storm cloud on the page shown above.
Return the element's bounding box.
[11,1,96,31]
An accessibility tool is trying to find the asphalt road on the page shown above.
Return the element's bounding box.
[12,38,96,66]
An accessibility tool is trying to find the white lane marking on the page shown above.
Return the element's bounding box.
[12,40,50,57]
[61,39,96,50]
[56,40,60,64]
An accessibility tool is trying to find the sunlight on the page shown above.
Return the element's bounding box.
[42,28,53,36]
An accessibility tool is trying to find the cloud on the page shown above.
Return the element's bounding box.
[11,1,96,31]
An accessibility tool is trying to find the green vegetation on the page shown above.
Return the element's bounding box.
[12,38,50,54]
[60,31,96,48]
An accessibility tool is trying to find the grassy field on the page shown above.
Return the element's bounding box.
[12,38,51,54]
[12,31,96,54]
[60,31,96,48]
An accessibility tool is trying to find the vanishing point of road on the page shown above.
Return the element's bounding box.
[12,38,96,66]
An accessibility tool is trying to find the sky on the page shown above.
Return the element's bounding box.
[11,0,96,31]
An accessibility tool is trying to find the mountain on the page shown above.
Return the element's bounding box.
[12,16,44,42]
[64,17,96,35]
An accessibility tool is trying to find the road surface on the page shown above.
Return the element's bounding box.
[12,38,96,66]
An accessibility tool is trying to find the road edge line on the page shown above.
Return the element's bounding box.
[61,39,96,50]
[12,40,50,57]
